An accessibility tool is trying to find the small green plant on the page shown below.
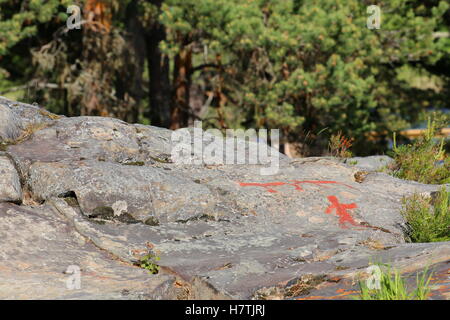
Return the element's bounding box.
[401,187,450,243]
[139,253,160,274]
[390,117,449,184]
[356,263,433,300]
[0,141,9,151]
[329,131,353,158]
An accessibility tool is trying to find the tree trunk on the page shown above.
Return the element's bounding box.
[145,0,172,128]
[81,0,111,117]
[123,0,146,123]
[170,47,192,129]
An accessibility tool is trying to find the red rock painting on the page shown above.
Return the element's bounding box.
[325,195,359,228]
[238,180,355,193]
[238,180,362,229]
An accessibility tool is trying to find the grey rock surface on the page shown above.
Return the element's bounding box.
[0,96,60,128]
[0,103,21,141]
[0,97,448,299]
[0,153,22,203]
[344,155,394,171]
[0,202,183,299]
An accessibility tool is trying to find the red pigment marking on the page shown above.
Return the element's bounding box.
[238,180,354,193]
[325,196,358,228]
[291,180,356,190]
[238,182,290,193]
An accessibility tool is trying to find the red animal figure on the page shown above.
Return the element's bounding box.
[325,196,359,228]
[238,180,363,229]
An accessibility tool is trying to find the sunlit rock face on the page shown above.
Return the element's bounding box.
[0,103,21,141]
[0,97,448,300]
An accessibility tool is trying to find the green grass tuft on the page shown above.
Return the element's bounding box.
[356,263,433,300]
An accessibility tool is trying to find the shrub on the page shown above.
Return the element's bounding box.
[390,117,449,185]
[329,131,353,158]
[138,254,160,274]
[401,187,450,243]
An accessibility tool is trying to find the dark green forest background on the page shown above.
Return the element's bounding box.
[1,0,449,156]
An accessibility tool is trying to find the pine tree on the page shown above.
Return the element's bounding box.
[0,0,448,155]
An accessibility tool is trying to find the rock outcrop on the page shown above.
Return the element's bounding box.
[0,96,448,299]
[0,103,21,141]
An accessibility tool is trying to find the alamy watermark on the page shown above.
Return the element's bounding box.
[67,4,382,31]
[65,265,81,290]
[171,121,280,175]
[67,5,82,30]
[365,265,382,290]
[367,5,381,30]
